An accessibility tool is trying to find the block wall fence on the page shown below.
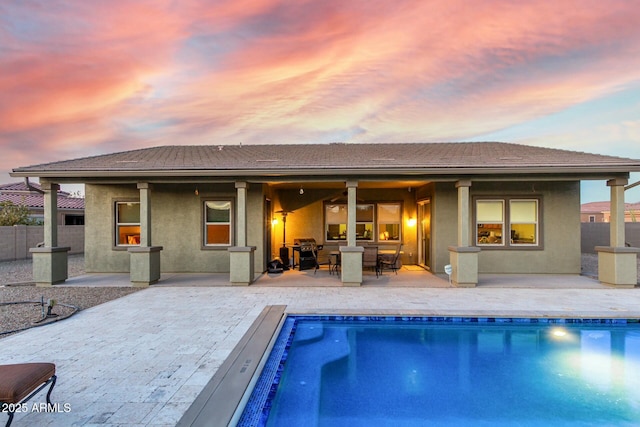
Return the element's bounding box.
[0,225,84,261]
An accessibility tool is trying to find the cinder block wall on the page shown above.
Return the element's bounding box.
[581,223,640,253]
[0,225,85,261]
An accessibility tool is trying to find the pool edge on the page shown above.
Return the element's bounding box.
[176,305,287,427]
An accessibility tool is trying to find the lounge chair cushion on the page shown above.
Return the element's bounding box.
[0,363,56,404]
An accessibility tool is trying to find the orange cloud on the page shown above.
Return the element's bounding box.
[2,0,640,177]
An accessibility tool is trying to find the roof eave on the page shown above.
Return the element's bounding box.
[10,165,638,180]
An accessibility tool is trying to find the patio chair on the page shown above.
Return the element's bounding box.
[362,246,379,277]
[312,244,332,275]
[0,362,57,427]
[379,244,401,275]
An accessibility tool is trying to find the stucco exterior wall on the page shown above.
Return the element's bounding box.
[430,181,581,274]
[431,182,458,274]
[85,183,266,274]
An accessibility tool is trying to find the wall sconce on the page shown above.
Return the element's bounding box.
[299,186,304,195]
[407,217,417,227]
[194,187,199,196]
[271,218,278,226]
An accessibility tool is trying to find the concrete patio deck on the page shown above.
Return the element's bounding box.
[1,269,639,426]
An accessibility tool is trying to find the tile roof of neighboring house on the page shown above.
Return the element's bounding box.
[0,182,84,210]
[10,142,640,179]
[581,201,640,213]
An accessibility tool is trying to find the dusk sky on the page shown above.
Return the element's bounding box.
[1,0,639,202]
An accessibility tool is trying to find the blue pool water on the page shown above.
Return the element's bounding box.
[238,316,640,426]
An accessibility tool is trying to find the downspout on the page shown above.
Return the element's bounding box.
[25,177,44,194]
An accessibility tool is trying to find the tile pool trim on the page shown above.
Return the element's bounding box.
[237,314,640,427]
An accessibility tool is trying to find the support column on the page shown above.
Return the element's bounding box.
[128,183,163,287]
[596,178,639,287]
[340,180,363,286]
[229,182,256,285]
[30,181,69,286]
[448,180,480,287]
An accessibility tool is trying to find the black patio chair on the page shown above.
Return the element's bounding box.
[379,244,401,275]
[362,246,379,277]
[312,244,332,275]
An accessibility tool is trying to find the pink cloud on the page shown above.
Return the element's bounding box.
[2,0,640,177]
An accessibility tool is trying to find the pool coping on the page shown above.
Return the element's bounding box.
[176,305,286,427]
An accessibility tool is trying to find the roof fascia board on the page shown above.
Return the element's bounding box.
[10,166,639,180]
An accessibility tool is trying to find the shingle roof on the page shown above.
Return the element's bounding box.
[11,142,640,178]
[0,182,84,210]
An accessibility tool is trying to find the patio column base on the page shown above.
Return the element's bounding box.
[448,246,481,287]
[596,246,640,288]
[229,246,256,286]
[340,246,364,286]
[29,247,70,287]
[129,246,163,287]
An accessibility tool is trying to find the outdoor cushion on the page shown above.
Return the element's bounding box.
[0,363,56,404]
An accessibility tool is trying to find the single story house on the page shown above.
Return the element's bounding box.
[10,142,640,288]
[0,181,85,225]
[581,201,640,223]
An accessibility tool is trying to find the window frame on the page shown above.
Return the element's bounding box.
[323,201,403,243]
[114,200,141,248]
[473,196,542,250]
[203,199,234,248]
[377,202,402,242]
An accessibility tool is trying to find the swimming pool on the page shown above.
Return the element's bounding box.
[238,316,640,426]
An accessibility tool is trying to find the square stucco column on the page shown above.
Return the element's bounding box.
[595,246,640,288]
[340,180,363,286]
[30,182,70,287]
[596,178,639,287]
[448,180,480,287]
[340,246,364,286]
[129,246,163,287]
[30,247,70,287]
[129,183,163,287]
[229,246,256,285]
[229,182,256,285]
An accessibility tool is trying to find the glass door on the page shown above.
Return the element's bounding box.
[418,200,431,270]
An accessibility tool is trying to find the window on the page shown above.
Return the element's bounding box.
[509,200,538,245]
[475,198,540,248]
[476,200,504,245]
[325,203,374,241]
[116,202,140,246]
[378,203,401,241]
[589,215,596,223]
[205,201,232,246]
[325,202,401,242]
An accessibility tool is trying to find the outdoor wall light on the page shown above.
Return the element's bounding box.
[272,218,278,226]
[407,217,417,227]
[299,186,304,195]
[194,187,199,196]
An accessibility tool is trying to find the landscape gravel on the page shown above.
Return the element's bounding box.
[1,255,142,338]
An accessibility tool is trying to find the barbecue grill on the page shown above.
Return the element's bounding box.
[292,238,322,270]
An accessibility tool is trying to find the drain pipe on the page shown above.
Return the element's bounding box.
[25,177,44,193]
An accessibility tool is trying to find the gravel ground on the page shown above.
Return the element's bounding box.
[1,255,142,338]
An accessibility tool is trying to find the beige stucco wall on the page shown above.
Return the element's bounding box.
[431,180,581,274]
[85,183,265,274]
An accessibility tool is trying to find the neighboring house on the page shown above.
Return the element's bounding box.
[0,181,85,225]
[10,142,640,287]
[581,201,640,223]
